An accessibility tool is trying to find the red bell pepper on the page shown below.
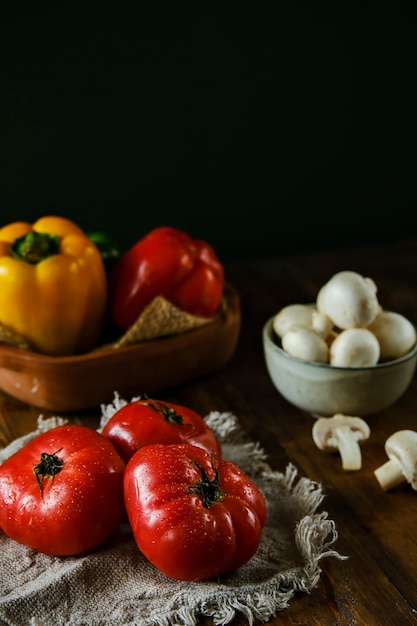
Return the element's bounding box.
[109,226,225,330]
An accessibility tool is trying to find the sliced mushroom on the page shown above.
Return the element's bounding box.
[330,328,380,367]
[374,430,417,491]
[316,270,380,329]
[281,325,329,363]
[312,413,371,471]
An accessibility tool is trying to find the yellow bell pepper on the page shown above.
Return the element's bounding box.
[0,216,108,356]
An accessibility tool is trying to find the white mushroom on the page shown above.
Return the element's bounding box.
[281,325,329,363]
[273,304,332,339]
[374,430,417,491]
[311,310,333,339]
[316,270,380,329]
[367,310,416,360]
[330,328,380,367]
[312,413,371,471]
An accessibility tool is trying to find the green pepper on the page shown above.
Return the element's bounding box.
[87,231,121,272]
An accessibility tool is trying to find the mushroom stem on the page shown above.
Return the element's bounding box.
[374,430,417,491]
[312,414,370,471]
[374,459,405,491]
[335,425,363,471]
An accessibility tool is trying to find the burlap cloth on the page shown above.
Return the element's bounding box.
[0,395,345,626]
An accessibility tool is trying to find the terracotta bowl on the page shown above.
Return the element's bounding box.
[0,284,240,412]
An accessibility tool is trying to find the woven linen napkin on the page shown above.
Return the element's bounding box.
[0,396,345,626]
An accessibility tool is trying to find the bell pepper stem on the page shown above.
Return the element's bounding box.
[11,231,61,264]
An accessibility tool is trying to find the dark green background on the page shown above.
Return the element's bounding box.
[1,3,416,260]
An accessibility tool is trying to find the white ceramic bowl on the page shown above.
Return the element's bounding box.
[262,317,417,417]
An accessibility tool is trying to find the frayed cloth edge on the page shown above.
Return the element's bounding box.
[0,394,345,626]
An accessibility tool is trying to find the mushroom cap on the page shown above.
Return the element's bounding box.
[330,328,380,367]
[316,270,380,329]
[273,304,333,340]
[273,304,316,338]
[311,310,333,339]
[312,413,370,451]
[367,310,417,360]
[384,430,417,489]
[281,325,329,363]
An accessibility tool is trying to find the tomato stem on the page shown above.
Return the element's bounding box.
[188,461,225,508]
[142,398,184,425]
[33,448,65,494]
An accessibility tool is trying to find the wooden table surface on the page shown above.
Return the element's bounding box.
[2,238,417,625]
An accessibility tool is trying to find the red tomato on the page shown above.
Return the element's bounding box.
[0,424,126,556]
[124,443,267,581]
[101,397,222,463]
[109,226,225,330]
